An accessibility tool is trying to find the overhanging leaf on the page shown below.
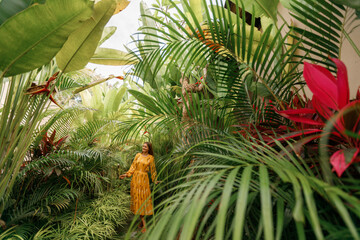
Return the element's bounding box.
[0,0,93,77]
[98,26,117,46]
[56,0,116,73]
[0,0,32,25]
[89,47,138,65]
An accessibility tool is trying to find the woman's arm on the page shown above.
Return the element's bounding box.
[119,153,139,179]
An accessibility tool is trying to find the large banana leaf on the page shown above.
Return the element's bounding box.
[98,26,117,46]
[56,0,116,73]
[0,0,32,25]
[0,0,93,77]
[89,47,138,65]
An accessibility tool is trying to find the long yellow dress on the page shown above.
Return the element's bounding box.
[126,153,157,215]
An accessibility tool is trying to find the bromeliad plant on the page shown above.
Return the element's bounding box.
[276,58,360,177]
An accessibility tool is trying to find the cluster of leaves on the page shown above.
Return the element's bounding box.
[0,104,133,239]
[33,186,131,240]
[115,0,360,239]
[0,0,131,221]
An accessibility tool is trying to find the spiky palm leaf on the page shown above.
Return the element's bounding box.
[134,135,360,240]
[129,0,359,128]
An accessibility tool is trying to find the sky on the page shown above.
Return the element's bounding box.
[86,0,157,77]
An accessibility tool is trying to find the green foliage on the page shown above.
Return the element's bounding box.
[120,0,360,239]
[137,136,360,240]
[78,83,133,122]
[36,187,131,240]
[0,66,60,215]
[0,0,32,25]
[90,48,138,66]
[98,26,117,46]
[0,0,93,76]
[56,0,117,73]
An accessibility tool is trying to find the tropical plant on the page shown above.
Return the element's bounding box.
[116,0,360,239]
[276,58,360,178]
[0,0,130,218]
[0,117,131,238]
[0,66,60,217]
[136,136,360,240]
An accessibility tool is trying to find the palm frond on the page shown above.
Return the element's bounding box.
[139,136,360,240]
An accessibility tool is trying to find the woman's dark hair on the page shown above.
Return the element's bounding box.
[144,142,154,156]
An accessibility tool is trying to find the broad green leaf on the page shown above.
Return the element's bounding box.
[181,0,205,26]
[0,0,93,77]
[104,88,118,115]
[128,89,162,114]
[113,86,127,111]
[103,86,126,115]
[89,47,138,65]
[56,0,116,73]
[0,0,32,25]
[98,26,117,46]
[189,0,204,23]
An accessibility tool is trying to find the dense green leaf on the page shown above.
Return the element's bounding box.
[98,26,117,46]
[56,0,116,72]
[0,0,32,25]
[89,47,138,65]
[0,0,93,77]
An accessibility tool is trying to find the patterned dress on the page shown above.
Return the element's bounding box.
[126,153,157,215]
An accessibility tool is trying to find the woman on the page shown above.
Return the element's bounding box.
[119,142,159,233]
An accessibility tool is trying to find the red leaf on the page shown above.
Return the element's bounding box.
[55,136,68,149]
[49,130,56,144]
[331,58,349,109]
[46,71,60,88]
[277,113,324,126]
[303,62,338,109]
[269,129,322,144]
[276,108,316,115]
[312,97,333,120]
[62,176,71,186]
[330,148,359,177]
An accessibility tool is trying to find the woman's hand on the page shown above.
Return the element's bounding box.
[119,174,127,180]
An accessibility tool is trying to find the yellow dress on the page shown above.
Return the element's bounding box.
[126,153,157,215]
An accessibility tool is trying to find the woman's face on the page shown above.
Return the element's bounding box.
[142,143,149,154]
